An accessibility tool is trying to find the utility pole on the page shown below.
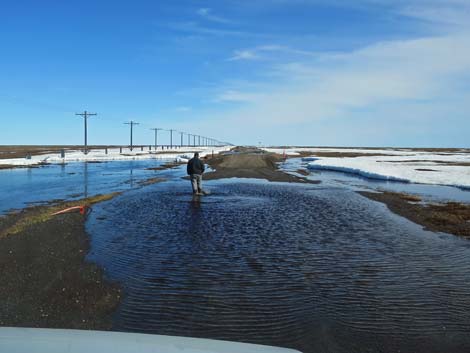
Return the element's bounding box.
[124,121,139,151]
[180,131,184,147]
[198,135,201,146]
[150,128,163,150]
[193,134,196,147]
[75,110,97,154]
[188,133,191,146]
[168,129,174,149]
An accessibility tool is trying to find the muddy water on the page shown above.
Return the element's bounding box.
[87,179,470,353]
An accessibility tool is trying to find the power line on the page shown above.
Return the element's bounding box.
[75,110,97,154]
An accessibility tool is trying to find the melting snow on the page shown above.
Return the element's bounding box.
[263,147,470,188]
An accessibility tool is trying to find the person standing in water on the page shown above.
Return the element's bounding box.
[187,152,205,195]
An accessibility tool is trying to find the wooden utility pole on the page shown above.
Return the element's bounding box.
[167,129,175,149]
[124,121,139,151]
[180,131,184,147]
[75,111,97,154]
[150,128,163,150]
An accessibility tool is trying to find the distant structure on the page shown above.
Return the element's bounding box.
[124,121,139,151]
[73,113,230,152]
[75,110,97,154]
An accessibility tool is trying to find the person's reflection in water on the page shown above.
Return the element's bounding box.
[190,194,202,213]
[188,195,203,239]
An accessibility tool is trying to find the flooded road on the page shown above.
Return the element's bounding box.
[0,160,166,213]
[2,158,470,352]
[87,178,470,353]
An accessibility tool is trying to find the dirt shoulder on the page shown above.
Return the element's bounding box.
[359,191,470,238]
[204,149,320,184]
[0,195,122,329]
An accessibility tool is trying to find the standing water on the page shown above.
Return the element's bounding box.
[86,177,470,353]
[0,160,168,214]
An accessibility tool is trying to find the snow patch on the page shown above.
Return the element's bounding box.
[264,147,470,188]
[0,146,232,167]
[307,164,409,182]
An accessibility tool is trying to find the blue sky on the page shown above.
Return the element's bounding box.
[1,0,469,147]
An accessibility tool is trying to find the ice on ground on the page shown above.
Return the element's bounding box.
[263,147,470,188]
[175,156,190,163]
[1,146,231,167]
[263,147,421,156]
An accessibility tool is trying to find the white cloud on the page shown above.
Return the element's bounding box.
[401,6,470,27]
[228,50,260,61]
[253,33,470,122]
[169,22,246,36]
[228,45,317,61]
[196,8,232,24]
[177,0,470,145]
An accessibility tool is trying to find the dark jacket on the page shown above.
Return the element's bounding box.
[187,157,205,175]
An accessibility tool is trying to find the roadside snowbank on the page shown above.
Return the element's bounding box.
[263,147,470,188]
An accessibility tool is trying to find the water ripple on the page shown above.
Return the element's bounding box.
[87,181,470,353]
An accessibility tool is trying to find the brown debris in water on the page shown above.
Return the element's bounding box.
[146,161,184,171]
[138,177,167,186]
[296,169,310,176]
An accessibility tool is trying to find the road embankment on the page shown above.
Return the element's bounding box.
[204,148,320,184]
[0,194,122,329]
